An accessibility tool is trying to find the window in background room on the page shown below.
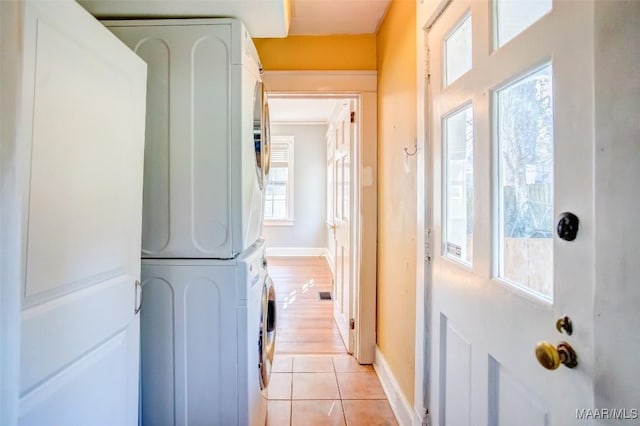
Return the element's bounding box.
[264,136,295,223]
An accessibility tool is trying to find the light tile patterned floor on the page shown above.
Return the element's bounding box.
[267,354,398,426]
[266,258,397,425]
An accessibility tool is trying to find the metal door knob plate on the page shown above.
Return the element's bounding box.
[535,341,578,370]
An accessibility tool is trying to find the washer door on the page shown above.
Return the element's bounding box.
[259,276,276,390]
[253,81,265,190]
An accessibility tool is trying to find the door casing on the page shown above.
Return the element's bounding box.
[263,71,377,363]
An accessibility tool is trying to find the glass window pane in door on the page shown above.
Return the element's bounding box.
[445,14,472,86]
[494,0,552,48]
[444,105,474,264]
[327,162,334,222]
[343,157,350,220]
[336,157,343,219]
[497,64,553,299]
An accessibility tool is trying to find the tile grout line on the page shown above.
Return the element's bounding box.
[274,354,394,425]
[332,356,349,426]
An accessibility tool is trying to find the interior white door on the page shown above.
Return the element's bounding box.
[332,101,354,352]
[17,1,147,424]
[428,1,594,424]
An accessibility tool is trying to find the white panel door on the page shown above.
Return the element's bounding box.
[429,1,594,424]
[17,1,146,424]
[332,102,354,352]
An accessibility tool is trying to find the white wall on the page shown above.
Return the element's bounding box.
[264,123,327,253]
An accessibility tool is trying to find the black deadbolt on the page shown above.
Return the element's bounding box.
[557,212,579,241]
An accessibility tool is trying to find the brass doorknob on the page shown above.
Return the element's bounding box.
[535,341,578,370]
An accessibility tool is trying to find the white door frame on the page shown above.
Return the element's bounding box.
[1,2,24,424]
[263,71,377,363]
[414,0,448,422]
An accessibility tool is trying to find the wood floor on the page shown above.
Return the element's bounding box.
[267,256,346,355]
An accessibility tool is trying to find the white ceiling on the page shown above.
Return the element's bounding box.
[268,98,342,123]
[80,0,391,37]
[288,0,391,35]
[81,1,385,122]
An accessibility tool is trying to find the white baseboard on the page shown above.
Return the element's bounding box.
[265,247,327,257]
[374,347,423,426]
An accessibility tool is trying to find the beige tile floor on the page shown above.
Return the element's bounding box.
[267,354,398,426]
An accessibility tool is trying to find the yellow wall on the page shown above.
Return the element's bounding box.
[255,0,417,404]
[254,35,376,71]
[376,0,417,403]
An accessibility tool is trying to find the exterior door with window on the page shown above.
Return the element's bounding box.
[332,101,354,352]
[428,0,595,424]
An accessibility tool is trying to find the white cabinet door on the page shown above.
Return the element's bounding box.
[17,1,146,424]
[429,1,594,424]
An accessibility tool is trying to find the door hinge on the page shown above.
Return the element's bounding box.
[350,111,355,123]
[424,228,432,262]
[424,36,431,82]
[423,409,432,426]
[349,318,355,330]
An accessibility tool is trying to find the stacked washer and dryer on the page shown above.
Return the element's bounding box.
[104,19,276,425]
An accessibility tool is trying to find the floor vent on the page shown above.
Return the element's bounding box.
[318,291,332,300]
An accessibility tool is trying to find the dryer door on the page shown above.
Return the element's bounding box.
[259,276,276,390]
[253,81,265,190]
